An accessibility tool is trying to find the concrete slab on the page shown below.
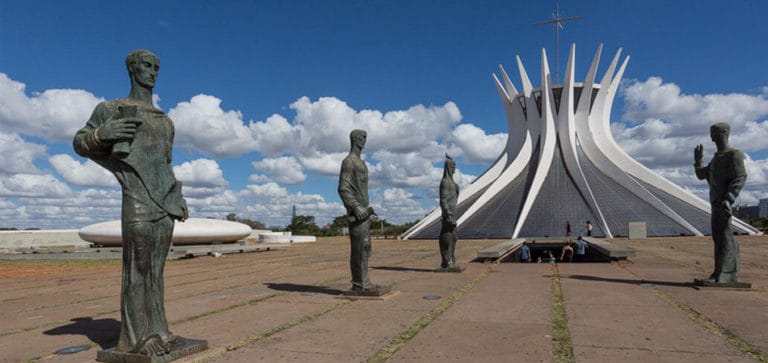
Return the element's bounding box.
[574,346,752,363]
[390,320,551,363]
[476,238,525,259]
[1,235,767,363]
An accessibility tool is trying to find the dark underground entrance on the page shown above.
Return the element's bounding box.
[501,239,611,263]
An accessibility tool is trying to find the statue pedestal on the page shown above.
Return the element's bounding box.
[693,279,751,290]
[338,284,396,300]
[96,338,208,363]
[434,266,465,273]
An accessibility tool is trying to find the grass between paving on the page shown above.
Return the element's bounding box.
[550,263,574,363]
[365,264,494,363]
[191,301,351,363]
[615,263,768,363]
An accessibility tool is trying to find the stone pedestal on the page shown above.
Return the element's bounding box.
[341,284,390,296]
[96,338,208,363]
[693,278,751,290]
[338,284,395,300]
[434,266,465,273]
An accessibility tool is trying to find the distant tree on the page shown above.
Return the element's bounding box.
[749,217,768,232]
[286,214,320,236]
[223,213,267,230]
[0,227,18,231]
[238,218,266,230]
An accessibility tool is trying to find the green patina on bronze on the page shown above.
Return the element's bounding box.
[73,49,199,359]
[694,122,747,284]
[438,155,460,270]
[338,129,387,294]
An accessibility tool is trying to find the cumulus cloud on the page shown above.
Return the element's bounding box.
[0,174,72,198]
[368,150,476,192]
[449,123,507,163]
[169,94,259,157]
[299,152,347,176]
[622,77,768,135]
[169,93,481,192]
[239,182,345,227]
[2,189,122,229]
[250,156,306,185]
[173,158,228,188]
[617,77,768,203]
[0,132,47,174]
[0,73,104,141]
[184,189,241,218]
[372,188,430,222]
[0,73,523,229]
[49,154,118,188]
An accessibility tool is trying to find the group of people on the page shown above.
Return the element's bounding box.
[518,237,588,263]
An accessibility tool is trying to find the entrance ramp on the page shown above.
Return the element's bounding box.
[476,238,525,261]
[582,237,635,260]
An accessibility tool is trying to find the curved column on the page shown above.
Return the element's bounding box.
[580,50,703,236]
[512,49,559,238]
[555,44,611,237]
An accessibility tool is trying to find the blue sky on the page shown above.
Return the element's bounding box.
[1,0,767,229]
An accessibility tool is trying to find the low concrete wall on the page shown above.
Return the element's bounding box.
[0,230,93,251]
[258,232,317,244]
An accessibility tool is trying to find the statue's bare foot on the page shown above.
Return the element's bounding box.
[138,334,170,356]
[163,332,185,346]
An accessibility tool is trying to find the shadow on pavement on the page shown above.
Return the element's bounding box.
[561,274,694,288]
[263,282,344,295]
[43,317,120,349]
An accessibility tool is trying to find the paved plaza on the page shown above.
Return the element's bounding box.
[1,235,766,362]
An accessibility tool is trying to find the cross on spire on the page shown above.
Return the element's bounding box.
[535,1,581,82]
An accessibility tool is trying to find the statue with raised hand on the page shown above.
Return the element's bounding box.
[338,129,388,295]
[694,122,747,284]
[74,50,204,360]
[437,154,461,271]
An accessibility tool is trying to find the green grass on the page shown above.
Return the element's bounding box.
[550,264,574,363]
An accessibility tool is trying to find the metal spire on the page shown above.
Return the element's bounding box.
[535,1,581,82]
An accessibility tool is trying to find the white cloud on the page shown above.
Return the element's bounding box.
[0,132,47,174]
[618,77,768,206]
[49,154,118,188]
[298,152,347,176]
[372,188,429,223]
[247,174,272,183]
[368,150,476,192]
[621,77,768,138]
[0,73,104,141]
[185,189,241,218]
[250,156,306,185]
[170,94,469,161]
[173,158,228,188]
[4,189,122,229]
[449,123,507,163]
[744,155,768,187]
[0,74,541,229]
[239,182,345,227]
[169,94,259,157]
[0,174,72,198]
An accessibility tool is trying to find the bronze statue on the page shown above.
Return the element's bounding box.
[437,154,461,271]
[338,129,388,294]
[694,122,747,284]
[74,50,205,359]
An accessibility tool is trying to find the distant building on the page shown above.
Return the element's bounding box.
[759,198,768,218]
[735,205,759,221]
[401,45,759,239]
